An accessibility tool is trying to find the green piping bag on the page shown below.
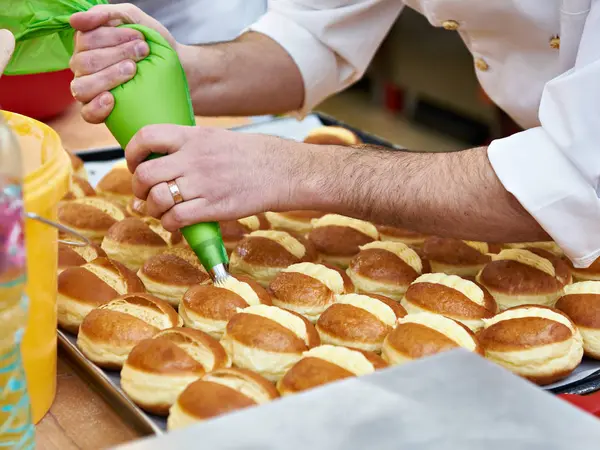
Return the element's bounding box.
[106,24,229,277]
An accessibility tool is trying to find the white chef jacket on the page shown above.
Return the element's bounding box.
[248,0,600,268]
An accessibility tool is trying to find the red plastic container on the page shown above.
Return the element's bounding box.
[0,69,76,121]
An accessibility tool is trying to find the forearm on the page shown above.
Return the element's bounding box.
[295,144,549,243]
[178,32,304,117]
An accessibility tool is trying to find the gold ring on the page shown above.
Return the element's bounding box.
[167,180,184,205]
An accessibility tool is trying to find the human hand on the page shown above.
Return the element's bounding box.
[124,125,312,231]
[69,3,178,124]
[0,29,15,77]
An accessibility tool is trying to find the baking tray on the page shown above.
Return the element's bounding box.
[62,112,600,436]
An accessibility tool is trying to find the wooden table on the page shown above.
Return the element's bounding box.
[35,104,250,449]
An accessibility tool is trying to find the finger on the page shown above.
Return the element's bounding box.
[70,59,136,104]
[126,124,191,173]
[70,4,143,32]
[80,92,114,124]
[70,39,149,76]
[75,27,144,53]
[145,182,176,218]
[132,153,188,200]
[0,29,15,73]
[161,198,213,232]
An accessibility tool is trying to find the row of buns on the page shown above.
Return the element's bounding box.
[60,138,599,430]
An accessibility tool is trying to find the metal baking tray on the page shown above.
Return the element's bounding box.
[62,112,600,436]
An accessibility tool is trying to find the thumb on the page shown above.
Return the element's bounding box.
[0,29,15,76]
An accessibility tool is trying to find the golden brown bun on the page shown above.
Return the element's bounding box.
[382,312,483,366]
[308,215,379,268]
[121,328,231,415]
[96,166,133,206]
[138,247,210,306]
[58,242,106,275]
[180,275,272,339]
[101,218,182,270]
[230,230,317,286]
[57,257,145,333]
[220,215,270,253]
[221,305,320,381]
[477,248,572,311]
[347,242,424,300]
[77,293,182,370]
[556,281,600,359]
[401,273,497,332]
[58,197,126,244]
[63,175,96,200]
[277,345,385,396]
[316,293,403,353]
[68,152,87,179]
[126,197,148,218]
[567,256,600,282]
[423,237,500,277]
[167,368,279,430]
[376,225,428,247]
[269,262,347,323]
[478,305,583,385]
[322,263,355,293]
[303,126,361,146]
[264,211,326,235]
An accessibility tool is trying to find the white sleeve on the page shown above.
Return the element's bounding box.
[248,0,405,114]
[488,4,600,268]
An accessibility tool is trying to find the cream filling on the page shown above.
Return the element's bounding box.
[572,272,600,282]
[167,402,199,431]
[483,306,575,332]
[345,270,406,301]
[479,287,562,311]
[335,294,397,327]
[429,261,484,277]
[462,241,489,254]
[318,254,354,269]
[412,273,485,306]
[270,298,329,324]
[492,249,555,278]
[563,281,600,296]
[76,330,131,366]
[485,334,583,378]
[179,302,227,340]
[283,262,345,294]
[579,327,600,356]
[229,252,284,287]
[238,216,261,231]
[121,364,200,408]
[359,241,422,274]
[203,374,271,404]
[101,299,180,329]
[400,298,485,332]
[504,241,564,256]
[248,230,306,259]
[220,334,301,382]
[398,313,477,351]
[265,212,313,234]
[303,345,375,375]
[240,305,309,346]
[317,327,382,353]
[137,270,187,306]
[218,277,261,306]
[311,214,378,240]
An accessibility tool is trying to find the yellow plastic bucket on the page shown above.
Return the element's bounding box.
[2,110,71,423]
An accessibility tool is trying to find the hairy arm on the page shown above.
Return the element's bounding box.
[178,33,305,117]
[292,144,549,243]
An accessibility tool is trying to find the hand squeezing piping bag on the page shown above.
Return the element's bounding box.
[105,25,229,281]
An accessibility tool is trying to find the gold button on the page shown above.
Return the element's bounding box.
[550,35,560,50]
[442,20,460,31]
[475,57,489,72]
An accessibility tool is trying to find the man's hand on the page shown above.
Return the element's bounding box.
[125,125,307,232]
[69,3,178,124]
[125,123,548,244]
[0,29,15,76]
